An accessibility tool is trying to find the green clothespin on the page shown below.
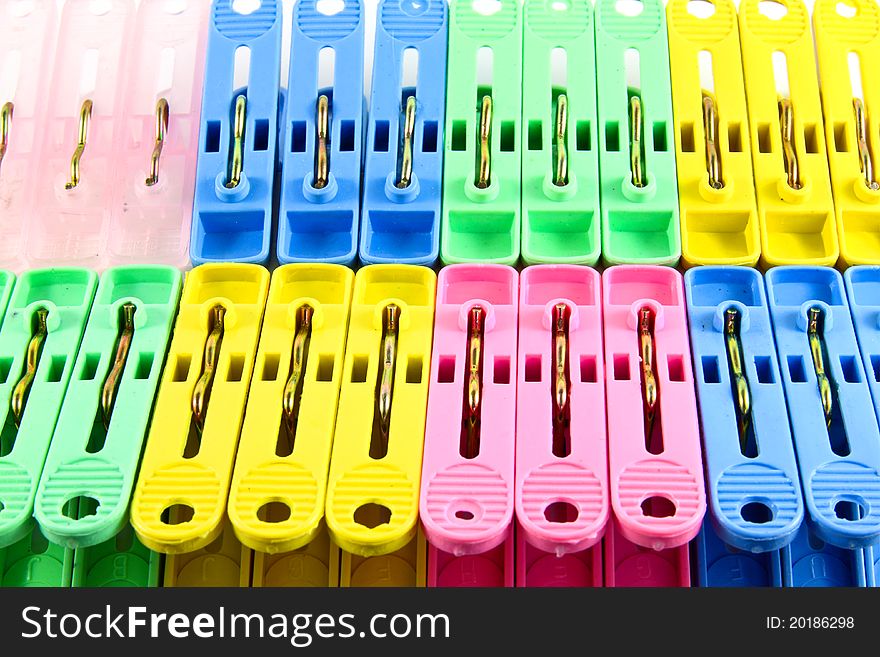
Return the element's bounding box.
[441,0,523,264]
[0,268,97,548]
[72,523,161,587]
[35,266,182,550]
[595,0,680,265]
[522,0,600,265]
[0,527,73,586]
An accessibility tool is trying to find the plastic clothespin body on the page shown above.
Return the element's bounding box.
[326,265,435,557]
[229,264,353,554]
[781,523,869,586]
[595,0,680,266]
[516,265,607,559]
[668,0,759,267]
[0,268,97,548]
[163,523,252,587]
[71,525,161,587]
[109,0,209,268]
[27,0,134,269]
[278,0,364,265]
[35,266,181,549]
[441,0,522,265]
[521,0,600,265]
[604,520,691,587]
[421,265,518,582]
[360,0,447,266]
[340,528,427,587]
[814,0,880,266]
[131,264,269,554]
[739,0,838,267]
[0,1,56,272]
[766,266,880,549]
[252,524,339,587]
[191,0,282,265]
[696,521,782,587]
[0,528,73,587]
[686,266,802,552]
[603,265,705,550]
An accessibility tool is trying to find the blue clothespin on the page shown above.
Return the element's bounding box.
[359,0,448,266]
[696,520,782,587]
[766,266,880,549]
[278,0,365,265]
[685,266,802,553]
[781,523,868,587]
[190,0,282,265]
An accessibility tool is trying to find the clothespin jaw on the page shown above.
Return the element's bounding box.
[326,265,435,557]
[0,1,56,272]
[229,264,354,555]
[515,265,608,557]
[252,523,339,587]
[0,527,74,587]
[26,0,135,269]
[814,0,880,266]
[595,0,680,266]
[515,528,603,587]
[0,268,98,549]
[421,264,518,557]
[604,519,691,587]
[440,0,522,265]
[738,0,838,267]
[109,1,209,268]
[766,266,880,549]
[340,527,426,587]
[360,0,448,266]
[521,0,600,265]
[163,523,251,587]
[685,266,803,553]
[130,263,269,554]
[71,524,161,587]
[696,520,783,587]
[667,0,760,267]
[190,0,282,265]
[278,0,365,265]
[34,266,182,549]
[781,523,869,586]
[603,265,705,550]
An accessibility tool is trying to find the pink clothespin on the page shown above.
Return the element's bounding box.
[421,264,518,587]
[604,520,691,587]
[515,265,608,587]
[107,0,209,268]
[0,1,57,272]
[25,0,135,268]
[603,265,705,550]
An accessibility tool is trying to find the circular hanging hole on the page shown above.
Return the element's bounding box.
[62,495,100,520]
[834,498,867,521]
[161,503,195,525]
[551,1,570,11]
[257,501,292,523]
[316,0,345,16]
[615,0,644,17]
[544,501,579,524]
[454,509,475,521]
[472,0,502,17]
[758,1,787,20]
[740,501,774,524]
[640,495,676,518]
[232,0,261,14]
[687,0,715,19]
[353,503,392,529]
[837,2,857,18]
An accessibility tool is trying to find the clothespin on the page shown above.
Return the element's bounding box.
[781,523,869,586]
[521,0,600,265]
[595,0,680,266]
[739,0,838,266]
[360,0,447,266]
[686,266,803,552]
[130,264,269,554]
[190,0,282,265]
[228,264,353,555]
[814,0,880,266]
[667,0,760,267]
[339,529,427,587]
[604,520,691,587]
[603,265,705,550]
[515,265,608,586]
[421,264,518,587]
[0,1,56,272]
[696,520,783,587]
[71,524,161,587]
[252,524,339,587]
[278,0,365,265]
[34,266,181,549]
[26,0,135,269]
[108,0,209,268]
[163,523,251,587]
[0,268,97,548]
[441,0,522,265]
[766,266,880,549]
[325,265,435,565]
[516,531,602,587]
[0,527,73,587]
